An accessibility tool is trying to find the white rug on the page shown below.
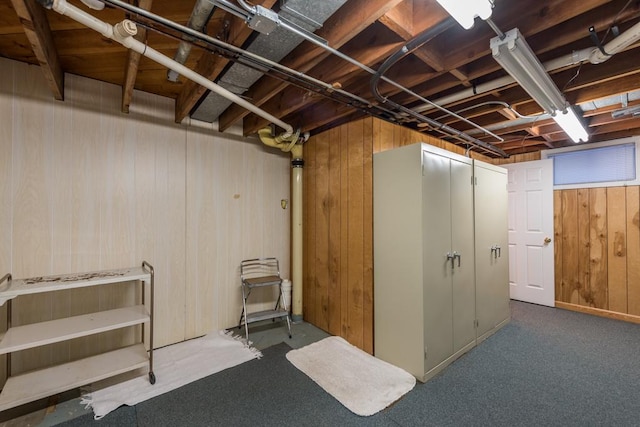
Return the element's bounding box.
[286,336,416,416]
[82,330,261,419]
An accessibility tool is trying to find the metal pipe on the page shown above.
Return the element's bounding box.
[236,0,255,13]
[48,0,294,138]
[216,0,505,148]
[277,16,505,149]
[369,23,507,157]
[485,17,505,39]
[370,20,504,143]
[168,0,216,82]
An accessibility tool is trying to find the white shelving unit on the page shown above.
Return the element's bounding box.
[0,262,156,412]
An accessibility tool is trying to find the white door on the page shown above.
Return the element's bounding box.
[504,160,555,307]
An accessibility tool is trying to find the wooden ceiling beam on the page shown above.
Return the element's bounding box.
[590,116,640,136]
[378,0,413,40]
[10,0,64,100]
[174,1,277,123]
[377,1,451,73]
[571,72,640,105]
[122,0,153,114]
[589,128,640,144]
[218,0,405,133]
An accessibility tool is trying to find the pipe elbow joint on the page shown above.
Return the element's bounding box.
[290,143,303,160]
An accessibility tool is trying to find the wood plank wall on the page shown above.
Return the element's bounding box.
[303,117,491,353]
[0,58,290,379]
[492,149,640,322]
[554,186,640,318]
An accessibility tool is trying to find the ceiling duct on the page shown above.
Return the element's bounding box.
[190,0,346,123]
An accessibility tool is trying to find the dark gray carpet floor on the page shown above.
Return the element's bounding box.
[54,301,640,426]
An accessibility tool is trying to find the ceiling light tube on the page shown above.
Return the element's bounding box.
[436,0,493,30]
[491,28,566,114]
[553,108,589,143]
[491,28,589,142]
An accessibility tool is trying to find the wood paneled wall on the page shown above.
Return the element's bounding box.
[0,58,290,377]
[492,149,640,322]
[554,186,640,318]
[303,117,491,353]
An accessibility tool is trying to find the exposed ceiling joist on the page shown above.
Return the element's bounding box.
[3,0,639,157]
[10,0,63,100]
[122,0,153,114]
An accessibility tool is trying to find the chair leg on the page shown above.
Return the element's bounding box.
[239,285,250,340]
[280,284,292,339]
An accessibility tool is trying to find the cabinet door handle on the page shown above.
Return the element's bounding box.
[491,245,501,259]
[453,251,461,267]
[446,252,455,270]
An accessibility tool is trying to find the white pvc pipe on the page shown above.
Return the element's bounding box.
[290,166,303,322]
[51,0,294,137]
[257,128,304,322]
[416,21,640,113]
[589,20,640,64]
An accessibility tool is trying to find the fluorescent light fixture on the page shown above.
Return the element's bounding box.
[436,0,493,30]
[491,28,589,143]
[553,108,589,143]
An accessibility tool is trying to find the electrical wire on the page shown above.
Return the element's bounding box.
[601,0,635,44]
[561,61,583,94]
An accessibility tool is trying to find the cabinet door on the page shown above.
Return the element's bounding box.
[450,158,476,353]
[422,150,453,373]
[474,163,510,340]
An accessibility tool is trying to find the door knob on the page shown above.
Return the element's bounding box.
[544,237,552,244]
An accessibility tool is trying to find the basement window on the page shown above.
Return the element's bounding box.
[542,138,639,188]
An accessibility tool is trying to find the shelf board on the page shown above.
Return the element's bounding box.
[0,305,149,354]
[0,343,150,412]
[0,267,150,305]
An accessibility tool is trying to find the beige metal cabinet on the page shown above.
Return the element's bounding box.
[374,143,509,382]
[474,160,510,342]
[374,143,475,382]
